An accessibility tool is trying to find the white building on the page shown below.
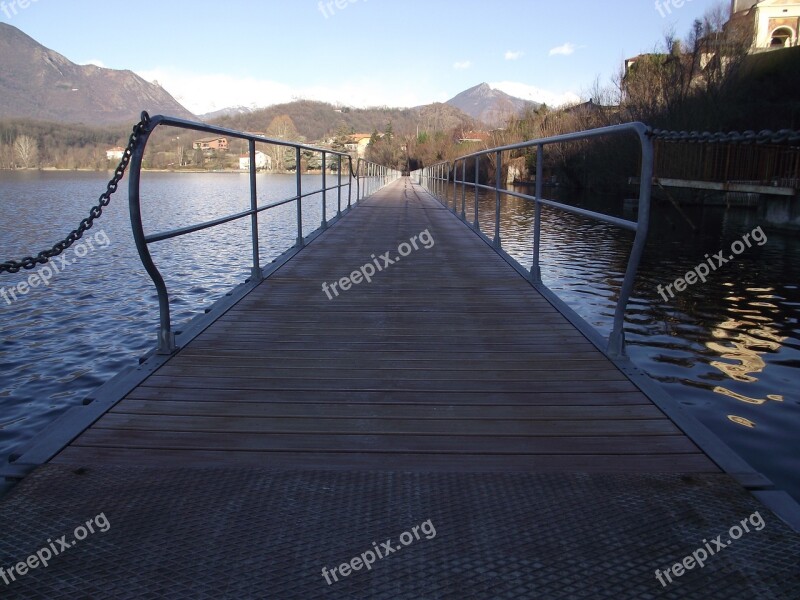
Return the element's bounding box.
[106,147,125,161]
[239,151,271,171]
[731,0,800,50]
[346,133,377,159]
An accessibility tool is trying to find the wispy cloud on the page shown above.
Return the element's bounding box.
[136,68,427,114]
[504,50,524,61]
[453,60,472,70]
[549,43,577,57]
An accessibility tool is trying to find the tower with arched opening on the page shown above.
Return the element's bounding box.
[731,0,800,51]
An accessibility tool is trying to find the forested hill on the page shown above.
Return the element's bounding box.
[209,100,479,140]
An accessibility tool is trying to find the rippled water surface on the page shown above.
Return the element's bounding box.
[1,172,798,501]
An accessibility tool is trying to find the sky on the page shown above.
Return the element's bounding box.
[2,0,726,115]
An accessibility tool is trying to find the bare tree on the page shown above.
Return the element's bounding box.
[0,142,11,169]
[698,5,751,103]
[266,115,299,172]
[14,135,38,169]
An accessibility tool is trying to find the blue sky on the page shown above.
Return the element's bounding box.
[2,0,725,113]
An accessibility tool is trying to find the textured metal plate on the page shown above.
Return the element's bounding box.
[0,467,798,599]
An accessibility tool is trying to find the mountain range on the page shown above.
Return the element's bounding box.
[0,22,195,125]
[446,83,541,127]
[0,22,538,130]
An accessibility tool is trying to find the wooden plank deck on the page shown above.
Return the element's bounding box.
[52,178,718,473]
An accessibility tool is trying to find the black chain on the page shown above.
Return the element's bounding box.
[0,112,151,274]
[649,128,800,145]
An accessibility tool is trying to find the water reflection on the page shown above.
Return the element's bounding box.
[714,386,784,406]
[706,289,788,427]
[708,315,785,382]
[728,415,757,428]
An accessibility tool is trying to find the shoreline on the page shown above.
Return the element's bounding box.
[1,167,347,175]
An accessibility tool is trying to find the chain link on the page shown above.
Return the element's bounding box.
[648,128,800,145]
[0,112,151,275]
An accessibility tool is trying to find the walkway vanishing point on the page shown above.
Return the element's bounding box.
[1,121,799,598]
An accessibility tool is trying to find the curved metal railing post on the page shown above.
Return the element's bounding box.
[607,125,653,357]
[127,118,176,355]
[321,151,328,229]
[248,139,262,283]
[295,147,304,247]
[449,163,456,214]
[337,155,343,216]
[439,163,450,205]
[348,157,353,208]
[494,151,502,247]
[531,144,544,285]
[438,164,442,205]
[356,159,362,203]
[474,156,480,230]
[461,160,467,219]
[442,163,446,205]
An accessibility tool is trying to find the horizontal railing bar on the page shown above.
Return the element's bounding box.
[452,122,649,162]
[455,181,497,194]
[452,180,638,232]
[148,115,353,158]
[147,180,357,244]
[320,183,351,193]
[298,188,331,201]
[535,198,638,232]
[146,208,257,243]
[147,194,300,243]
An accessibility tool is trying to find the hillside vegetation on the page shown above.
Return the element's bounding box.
[210,100,477,141]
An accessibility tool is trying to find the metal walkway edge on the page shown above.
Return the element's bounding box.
[0,178,798,599]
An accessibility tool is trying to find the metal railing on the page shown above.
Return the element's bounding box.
[413,123,654,357]
[129,115,400,354]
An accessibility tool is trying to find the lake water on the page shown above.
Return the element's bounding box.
[1,171,798,501]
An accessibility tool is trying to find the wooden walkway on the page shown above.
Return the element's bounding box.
[53,178,717,473]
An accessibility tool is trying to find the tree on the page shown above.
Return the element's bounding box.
[13,135,38,168]
[694,5,751,116]
[266,115,300,172]
[330,123,352,153]
[369,128,381,147]
[0,142,11,169]
[192,147,205,167]
[266,114,299,140]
